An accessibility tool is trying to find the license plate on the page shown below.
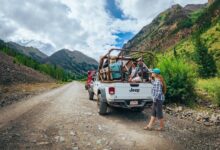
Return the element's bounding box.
[130,101,138,106]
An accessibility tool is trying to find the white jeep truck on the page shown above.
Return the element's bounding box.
[88,49,153,115]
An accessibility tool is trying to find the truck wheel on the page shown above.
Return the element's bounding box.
[88,90,94,100]
[98,94,107,115]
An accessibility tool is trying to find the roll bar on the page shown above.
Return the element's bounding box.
[98,48,153,82]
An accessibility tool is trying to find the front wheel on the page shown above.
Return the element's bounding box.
[97,94,107,115]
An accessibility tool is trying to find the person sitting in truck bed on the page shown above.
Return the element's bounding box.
[109,57,122,80]
[129,62,138,82]
[133,58,149,82]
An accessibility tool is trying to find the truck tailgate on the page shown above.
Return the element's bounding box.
[107,83,153,100]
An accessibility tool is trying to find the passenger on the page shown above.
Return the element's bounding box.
[109,57,121,80]
[134,58,149,82]
[129,62,137,81]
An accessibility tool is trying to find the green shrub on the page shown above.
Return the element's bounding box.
[190,8,205,23]
[13,59,17,64]
[157,56,196,104]
[177,18,193,29]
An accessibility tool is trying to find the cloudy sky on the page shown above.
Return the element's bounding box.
[0,0,207,59]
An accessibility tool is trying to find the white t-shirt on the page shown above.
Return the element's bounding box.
[132,76,141,82]
[130,67,136,78]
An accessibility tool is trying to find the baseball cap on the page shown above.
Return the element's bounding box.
[150,68,161,74]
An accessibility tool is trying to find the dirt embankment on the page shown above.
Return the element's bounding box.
[0,52,59,107]
[0,52,53,85]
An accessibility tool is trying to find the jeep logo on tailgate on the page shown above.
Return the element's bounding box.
[129,88,140,92]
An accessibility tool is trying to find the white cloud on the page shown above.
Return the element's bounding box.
[0,0,208,60]
[115,0,207,32]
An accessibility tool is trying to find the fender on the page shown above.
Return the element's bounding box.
[99,88,107,102]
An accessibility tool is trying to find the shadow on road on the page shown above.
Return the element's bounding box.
[107,107,151,123]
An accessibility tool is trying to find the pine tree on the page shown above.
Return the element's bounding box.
[194,36,217,78]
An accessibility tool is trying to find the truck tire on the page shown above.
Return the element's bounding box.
[88,89,94,100]
[98,94,107,115]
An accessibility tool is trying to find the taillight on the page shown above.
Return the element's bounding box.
[109,87,115,95]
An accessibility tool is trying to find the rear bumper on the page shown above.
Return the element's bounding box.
[107,99,153,108]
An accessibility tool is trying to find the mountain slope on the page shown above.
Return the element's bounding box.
[44,49,98,76]
[0,40,71,81]
[1,39,98,80]
[123,1,220,75]
[123,4,206,52]
[0,51,53,85]
[7,41,48,62]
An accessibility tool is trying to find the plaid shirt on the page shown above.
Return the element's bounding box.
[151,79,165,102]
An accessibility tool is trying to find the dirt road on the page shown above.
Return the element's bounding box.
[0,82,219,150]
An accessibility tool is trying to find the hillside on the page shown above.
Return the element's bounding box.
[44,49,98,76]
[7,41,48,63]
[1,39,98,80]
[123,1,220,73]
[123,4,206,52]
[0,51,53,85]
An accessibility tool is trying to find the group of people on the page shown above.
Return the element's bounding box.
[108,57,149,82]
[128,58,149,82]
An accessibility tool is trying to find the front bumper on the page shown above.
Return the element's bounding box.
[107,99,153,108]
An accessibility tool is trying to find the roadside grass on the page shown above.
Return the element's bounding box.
[196,78,220,106]
[0,82,63,102]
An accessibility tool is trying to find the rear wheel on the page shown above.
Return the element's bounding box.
[88,89,94,100]
[97,94,107,115]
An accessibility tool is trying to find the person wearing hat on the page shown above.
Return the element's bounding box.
[144,68,167,131]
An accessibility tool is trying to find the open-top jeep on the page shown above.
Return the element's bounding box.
[88,48,153,115]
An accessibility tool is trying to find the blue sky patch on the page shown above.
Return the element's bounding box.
[105,0,124,19]
[114,32,134,48]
